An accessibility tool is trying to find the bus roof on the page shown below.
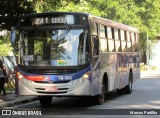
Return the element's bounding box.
[20,12,89,17]
[89,15,139,33]
[20,12,138,32]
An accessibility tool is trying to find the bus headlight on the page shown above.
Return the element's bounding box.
[82,71,90,79]
[16,72,23,80]
[16,72,33,85]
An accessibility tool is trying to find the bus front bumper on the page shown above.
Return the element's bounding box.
[18,78,92,96]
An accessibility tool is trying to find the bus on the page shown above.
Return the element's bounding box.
[10,12,140,106]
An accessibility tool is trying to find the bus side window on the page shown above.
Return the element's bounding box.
[133,33,139,52]
[120,30,126,52]
[99,25,107,52]
[125,31,132,52]
[115,29,121,52]
[108,39,115,52]
[93,35,99,56]
[91,22,98,35]
[91,22,99,56]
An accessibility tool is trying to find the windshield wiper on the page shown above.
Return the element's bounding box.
[52,26,71,44]
[82,30,88,64]
[58,26,71,44]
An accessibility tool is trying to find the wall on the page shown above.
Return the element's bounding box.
[147,40,160,69]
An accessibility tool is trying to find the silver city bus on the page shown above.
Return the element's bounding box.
[10,12,140,106]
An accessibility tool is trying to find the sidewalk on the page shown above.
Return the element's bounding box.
[0,91,38,108]
[140,70,160,78]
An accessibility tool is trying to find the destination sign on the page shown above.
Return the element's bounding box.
[32,17,67,25]
[20,14,88,27]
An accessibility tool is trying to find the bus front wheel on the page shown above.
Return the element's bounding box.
[94,80,105,105]
[39,96,52,106]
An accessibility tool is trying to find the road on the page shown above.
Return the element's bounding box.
[2,71,160,117]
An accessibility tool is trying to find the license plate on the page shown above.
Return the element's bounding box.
[45,87,58,92]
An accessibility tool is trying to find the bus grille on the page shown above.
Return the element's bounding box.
[25,69,78,74]
[37,91,67,94]
[35,88,68,94]
[34,80,70,84]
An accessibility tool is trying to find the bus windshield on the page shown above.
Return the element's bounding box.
[20,28,89,67]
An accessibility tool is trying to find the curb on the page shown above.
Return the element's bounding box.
[0,96,38,108]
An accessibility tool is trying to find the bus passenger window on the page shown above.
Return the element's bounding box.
[114,28,119,40]
[108,39,115,52]
[126,31,131,41]
[107,27,112,39]
[120,30,125,40]
[131,32,135,42]
[127,42,132,52]
[91,22,98,35]
[100,38,107,52]
[115,40,121,52]
[121,41,127,52]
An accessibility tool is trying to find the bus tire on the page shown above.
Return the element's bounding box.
[94,80,105,105]
[125,72,133,94]
[39,96,52,106]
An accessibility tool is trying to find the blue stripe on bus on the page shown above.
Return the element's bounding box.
[17,65,91,82]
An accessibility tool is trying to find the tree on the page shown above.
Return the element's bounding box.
[28,0,105,16]
[0,0,35,30]
[0,31,13,56]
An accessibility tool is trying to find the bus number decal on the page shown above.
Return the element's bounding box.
[58,76,72,81]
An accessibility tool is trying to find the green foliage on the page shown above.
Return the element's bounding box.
[0,0,35,30]
[29,0,160,40]
[0,32,13,56]
[1,0,160,57]
[139,32,147,53]
[29,0,104,16]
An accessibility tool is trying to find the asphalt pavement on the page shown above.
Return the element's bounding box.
[0,70,159,108]
[0,91,37,108]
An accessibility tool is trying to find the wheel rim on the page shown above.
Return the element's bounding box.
[100,83,105,103]
[129,79,132,91]
[129,74,133,91]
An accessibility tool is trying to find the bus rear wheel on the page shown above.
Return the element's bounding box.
[39,96,52,106]
[94,80,105,105]
[125,73,133,94]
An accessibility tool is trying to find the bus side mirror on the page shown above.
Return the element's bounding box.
[10,27,19,51]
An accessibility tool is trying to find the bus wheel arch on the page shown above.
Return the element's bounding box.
[94,72,108,105]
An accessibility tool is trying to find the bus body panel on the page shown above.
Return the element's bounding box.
[91,57,101,96]
[98,51,140,92]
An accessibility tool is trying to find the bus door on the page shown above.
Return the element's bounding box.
[92,35,100,95]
